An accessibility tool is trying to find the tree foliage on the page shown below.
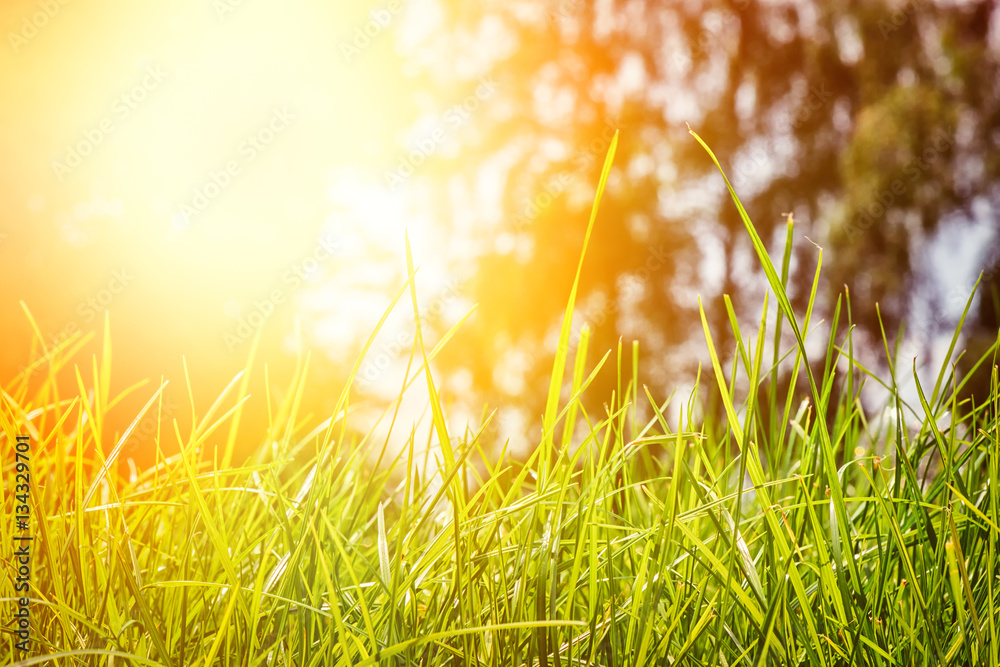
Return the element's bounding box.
[393,0,1000,413]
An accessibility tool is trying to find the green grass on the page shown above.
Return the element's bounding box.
[3,131,1000,665]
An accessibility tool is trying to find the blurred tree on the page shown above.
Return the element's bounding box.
[387,0,1000,425]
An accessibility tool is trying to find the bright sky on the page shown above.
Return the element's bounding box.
[0,0,473,459]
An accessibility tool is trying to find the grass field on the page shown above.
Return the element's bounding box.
[3,132,1000,666]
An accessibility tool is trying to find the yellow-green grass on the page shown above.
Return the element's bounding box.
[2,132,999,666]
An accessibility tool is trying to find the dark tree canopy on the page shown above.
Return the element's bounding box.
[387,0,1000,419]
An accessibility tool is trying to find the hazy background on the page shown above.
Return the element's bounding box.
[3,0,999,466]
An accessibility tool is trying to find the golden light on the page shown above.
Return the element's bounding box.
[0,0,465,461]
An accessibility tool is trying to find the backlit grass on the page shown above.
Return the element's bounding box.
[3,132,1000,666]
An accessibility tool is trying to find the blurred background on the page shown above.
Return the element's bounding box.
[2,0,999,466]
